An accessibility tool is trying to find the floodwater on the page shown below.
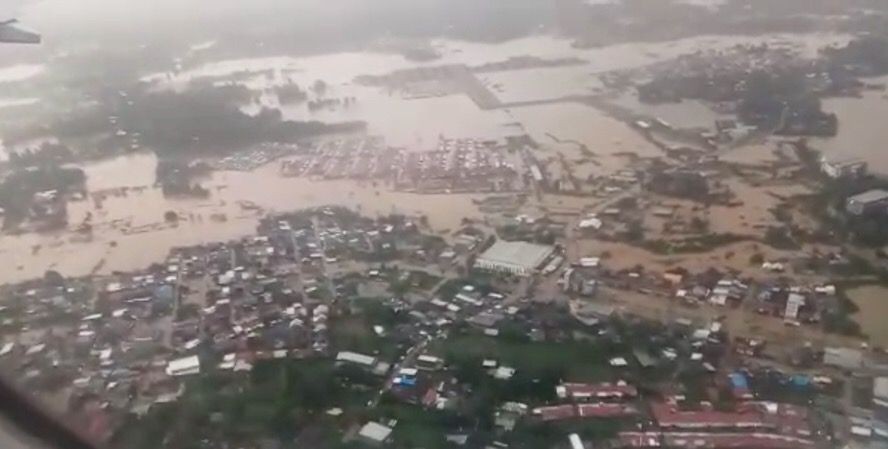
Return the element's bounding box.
[813,77,888,174]
[847,285,888,347]
[134,32,851,152]
[611,92,729,130]
[0,152,484,283]
[507,102,661,176]
[479,66,604,103]
[145,33,850,90]
[273,87,513,149]
[0,31,863,283]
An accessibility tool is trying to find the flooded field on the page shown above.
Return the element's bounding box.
[129,32,856,159]
[847,285,888,347]
[508,102,661,176]
[143,33,851,91]
[611,92,728,130]
[480,66,603,103]
[276,89,512,149]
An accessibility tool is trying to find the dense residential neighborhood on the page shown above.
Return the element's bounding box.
[0,204,887,449]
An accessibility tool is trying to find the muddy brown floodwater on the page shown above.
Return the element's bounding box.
[847,285,888,348]
[0,32,860,284]
[0,152,485,284]
[813,76,888,175]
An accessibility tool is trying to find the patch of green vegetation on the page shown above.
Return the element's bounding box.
[0,165,86,228]
[370,399,463,449]
[435,333,612,382]
[114,360,375,449]
[330,302,407,361]
[799,171,888,248]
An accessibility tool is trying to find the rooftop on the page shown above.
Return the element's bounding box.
[166,355,200,377]
[848,189,888,204]
[477,240,555,271]
[358,421,393,443]
[557,382,638,399]
[620,431,815,449]
[874,377,888,401]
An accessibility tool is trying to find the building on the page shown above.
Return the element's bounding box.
[556,382,638,401]
[336,351,377,367]
[336,351,390,375]
[534,404,577,421]
[357,421,393,445]
[475,240,555,276]
[846,189,888,215]
[650,402,809,435]
[578,217,603,231]
[166,355,200,377]
[533,403,636,421]
[633,348,658,368]
[569,433,586,449]
[784,293,805,322]
[823,347,864,370]
[495,402,528,431]
[416,354,444,371]
[821,155,867,179]
[620,431,814,449]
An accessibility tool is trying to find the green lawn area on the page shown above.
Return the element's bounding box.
[370,399,471,449]
[434,334,612,381]
[329,304,407,362]
[116,359,377,449]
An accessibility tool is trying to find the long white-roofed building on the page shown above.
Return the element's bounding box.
[475,240,554,276]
